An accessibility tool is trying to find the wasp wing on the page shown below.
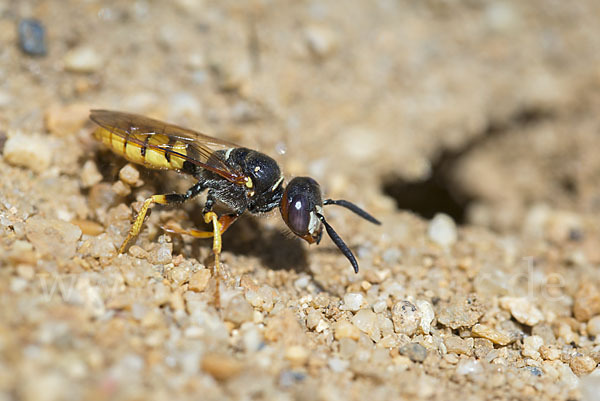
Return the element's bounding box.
[90,109,246,184]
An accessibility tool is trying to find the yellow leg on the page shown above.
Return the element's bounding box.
[163,214,239,240]
[203,211,222,308]
[203,211,222,266]
[119,194,168,253]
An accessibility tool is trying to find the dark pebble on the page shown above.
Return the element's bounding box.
[18,19,47,56]
[399,343,428,363]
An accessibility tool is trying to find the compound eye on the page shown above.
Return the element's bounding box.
[287,194,311,236]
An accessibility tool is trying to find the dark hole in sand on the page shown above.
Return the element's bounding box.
[383,108,551,224]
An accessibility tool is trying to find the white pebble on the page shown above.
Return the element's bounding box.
[241,323,263,352]
[392,301,421,336]
[372,299,387,314]
[304,25,338,58]
[10,277,28,292]
[352,309,380,341]
[416,300,435,334]
[522,335,544,359]
[154,244,172,265]
[80,160,103,188]
[3,132,52,173]
[328,357,349,373]
[382,248,402,265]
[341,293,364,312]
[315,319,329,333]
[455,359,483,375]
[294,276,310,289]
[587,316,600,337]
[64,46,103,73]
[500,297,544,326]
[428,213,458,247]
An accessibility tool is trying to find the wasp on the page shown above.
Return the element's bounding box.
[90,110,380,284]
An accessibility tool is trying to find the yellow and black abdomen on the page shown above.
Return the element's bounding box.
[94,127,187,171]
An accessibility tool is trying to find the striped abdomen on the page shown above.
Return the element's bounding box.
[93,127,189,171]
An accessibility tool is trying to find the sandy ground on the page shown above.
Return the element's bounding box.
[2,1,600,400]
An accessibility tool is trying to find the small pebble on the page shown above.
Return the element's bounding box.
[16,264,35,280]
[333,320,360,340]
[241,324,263,352]
[472,324,512,346]
[473,338,494,359]
[587,316,600,337]
[539,345,561,361]
[340,293,364,312]
[44,103,89,136]
[201,353,243,381]
[399,343,427,363]
[338,338,358,359]
[444,335,473,356]
[428,213,457,247]
[416,300,435,334]
[111,181,131,197]
[525,366,543,377]
[149,242,172,265]
[574,283,600,322]
[284,345,309,367]
[18,19,47,56]
[189,269,211,292]
[456,359,483,375]
[80,160,103,188]
[11,277,27,292]
[522,335,544,359]
[119,164,143,187]
[306,310,321,330]
[3,132,52,173]
[64,46,103,73]
[437,294,484,329]
[500,297,544,326]
[328,358,349,373]
[392,301,421,336]
[224,295,254,326]
[304,24,338,59]
[315,319,329,333]
[570,356,597,376]
[86,233,116,258]
[352,309,380,341]
[25,216,82,259]
[372,299,387,314]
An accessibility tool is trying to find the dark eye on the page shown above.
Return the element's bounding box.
[287,194,310,236]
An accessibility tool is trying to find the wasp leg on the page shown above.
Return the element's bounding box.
[203,211,222,308]
[119,182,205,253]
[163,214,239,239]
[163,213,239,309]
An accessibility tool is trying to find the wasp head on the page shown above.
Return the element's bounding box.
[280,176,380,273]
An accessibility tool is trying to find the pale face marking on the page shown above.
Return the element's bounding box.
[308,205,323,235]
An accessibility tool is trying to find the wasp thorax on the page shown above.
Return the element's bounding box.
[227,147,284,213]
